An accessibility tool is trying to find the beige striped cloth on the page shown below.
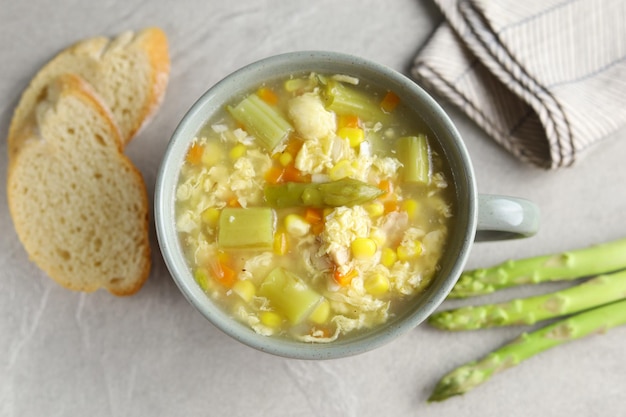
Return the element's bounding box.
[412,0,626,169]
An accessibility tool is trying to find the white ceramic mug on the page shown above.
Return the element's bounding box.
[155,51,540,359]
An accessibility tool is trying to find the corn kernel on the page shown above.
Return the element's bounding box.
[397,241,423,261]
[364,202,385,218]
[309,300,330,324]
[273,230,288,255]
[232,280,255,302]
[329,159,355,180]
[381,247,397,267]
[194,268,210,292]
[229,144,247,160]
[364,273,390,295]
[351,238,377,259]
[201,140,223,166]
[260,311,283,328]
[278,152,293,167]
[338,127,365,148]
[285,214,310,237]
[201,207,221,228]
[401,199,419,220]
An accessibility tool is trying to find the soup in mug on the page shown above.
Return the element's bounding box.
[175,72,455,342]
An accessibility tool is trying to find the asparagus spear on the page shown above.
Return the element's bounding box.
[321,79,391,123]
[228,93,293,152]
[428,299,626,402]
[430,269,626,330]
[450,237,626,298]
[396,135,431,185]
[264,178,383,208]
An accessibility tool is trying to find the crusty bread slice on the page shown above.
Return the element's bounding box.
[7,74,151,296]
[8,27,169,160]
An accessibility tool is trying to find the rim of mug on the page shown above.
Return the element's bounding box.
[155,51,477,359]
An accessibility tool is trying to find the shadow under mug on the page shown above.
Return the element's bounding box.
[155,51,540,359]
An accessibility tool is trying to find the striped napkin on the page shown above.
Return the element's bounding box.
[412,0,626,169]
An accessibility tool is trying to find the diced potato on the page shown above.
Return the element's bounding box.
[309,299,331,324]
[259,267,324,324]
[232,280,256,302]
[218,207,275,250]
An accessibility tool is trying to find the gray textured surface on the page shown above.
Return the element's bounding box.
[2,1,625,416]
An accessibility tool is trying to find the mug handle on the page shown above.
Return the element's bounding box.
[475,194,540,242]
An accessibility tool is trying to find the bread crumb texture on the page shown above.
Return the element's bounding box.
[7,27,169,296]
[8,27,170,158]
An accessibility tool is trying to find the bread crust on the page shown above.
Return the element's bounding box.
[7,74,151,296]
[8,27,170,160]
[6,28,169,295]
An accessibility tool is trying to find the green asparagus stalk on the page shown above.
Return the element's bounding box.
[218,207,275,250]
[450,237,626,298]
[322,80,390,123]
[430,269,626,330]
[396,134,431,184]
[227,93,293,152]
[264,178,384,208]
[428,299,626,402]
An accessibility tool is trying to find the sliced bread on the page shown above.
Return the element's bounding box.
[8,27,170,160]
[7,74,151,295]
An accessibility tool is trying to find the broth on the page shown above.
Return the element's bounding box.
[175,72,455,342]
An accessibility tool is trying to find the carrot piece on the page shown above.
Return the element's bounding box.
[383,199,399,214]
[284,137,305,157]
[380,91,400,113]
[186,142,204,165]
[337,114,360,129]
[219,263,237,288]
[282,164,310,183]
[257,87,279,105]
[311,222,325,235]
[333,268,358,286]
[378,179,393,195]
[209,252,237,288]
[304,208,323,224]
[227,196,241,207]
[265,165,284,184]
[304,208,324,235]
